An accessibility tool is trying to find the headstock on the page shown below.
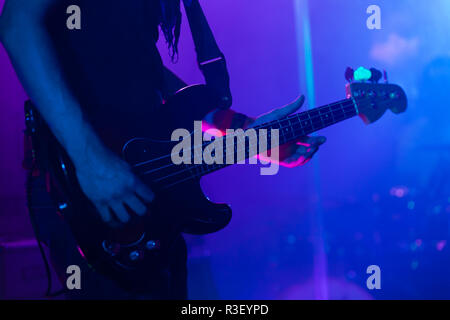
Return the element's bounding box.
[345,67,407,124]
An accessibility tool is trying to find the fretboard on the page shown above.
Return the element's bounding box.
[160,98,358,187]
[256,98,358,145]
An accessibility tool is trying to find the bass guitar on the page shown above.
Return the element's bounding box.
[25,70,407,290]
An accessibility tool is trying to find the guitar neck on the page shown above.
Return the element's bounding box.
[142,81,408,189]
[194,98,359,176]
[154,97,360,189]
[256,98,358,146]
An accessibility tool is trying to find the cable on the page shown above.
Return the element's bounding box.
[24,100,66,298]
[25,169,66,298]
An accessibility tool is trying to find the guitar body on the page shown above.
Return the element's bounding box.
[33,85,232,290]
[27,74,407,291]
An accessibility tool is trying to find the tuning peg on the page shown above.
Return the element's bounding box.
[345,67,355,83]
[354,67,372,82]
[370,68,382,83]
[383,70,388,83]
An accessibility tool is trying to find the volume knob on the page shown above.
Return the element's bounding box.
[146,240,160,250]
[129,250,142,261]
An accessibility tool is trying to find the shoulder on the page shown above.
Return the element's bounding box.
[0,0,73,26]
[1,0,59,20]
[0,0,70,41]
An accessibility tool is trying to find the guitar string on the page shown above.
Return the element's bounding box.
[130,98,352,170]
[156,106,359,187]
[159,96,400,189]
[137,100,357,177]
[132,94,376,170]
[138,95,393,185]
[127,97,398,186]
[148,106,356,180]
[154,96,399,188]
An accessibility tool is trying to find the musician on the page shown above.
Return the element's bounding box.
[0,0,326,299]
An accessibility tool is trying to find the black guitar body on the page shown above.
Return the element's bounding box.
[35,85,232,291]
[29,77,407,292]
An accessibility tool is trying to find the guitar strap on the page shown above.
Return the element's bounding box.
[183,0,233,109]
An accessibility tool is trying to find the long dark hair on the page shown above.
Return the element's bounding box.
[159,0,182,61]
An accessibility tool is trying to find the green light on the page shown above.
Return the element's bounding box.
[354,67,372,81]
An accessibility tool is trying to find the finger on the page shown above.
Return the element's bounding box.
[275,95,305,118]
[286,144,319,165]
[302,146,319,162]
[299,157,312,166]
[308,136,327,146]
[284,154,308,166]
[308,145,319,156]
[109,201,131,223]
[284,155,304,164]
[298,135,327,147]
[292,147,311,163]
[135,181,154,203]
[295,144,309,155]
[283,144,308,164]
[252,95,305,126]
[124,194,147,216]
[95,203,112,223]
[270,95,305,120]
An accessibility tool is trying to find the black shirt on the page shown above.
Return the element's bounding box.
[45,0,165,146]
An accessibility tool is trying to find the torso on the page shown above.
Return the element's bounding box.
[45,0,165,149]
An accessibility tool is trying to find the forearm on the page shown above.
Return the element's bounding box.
[0,1,109,169]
